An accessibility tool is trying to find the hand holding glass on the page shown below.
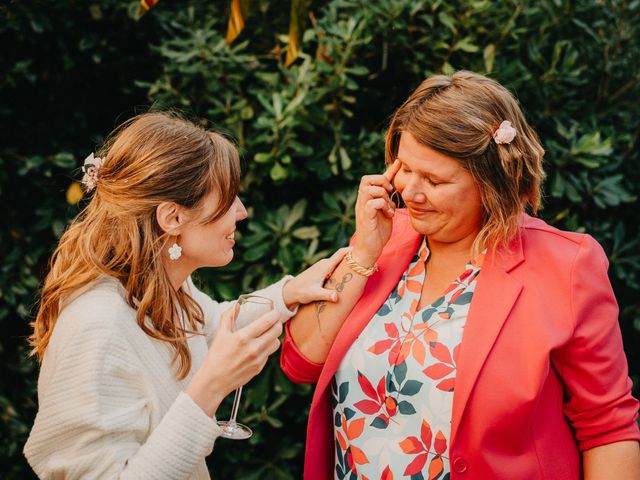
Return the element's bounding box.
[216,294,275,440]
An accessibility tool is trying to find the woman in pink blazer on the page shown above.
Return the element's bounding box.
[281,71,640,479]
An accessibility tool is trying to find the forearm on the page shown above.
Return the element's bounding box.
[583,441,640,479]
[288,258,368,364]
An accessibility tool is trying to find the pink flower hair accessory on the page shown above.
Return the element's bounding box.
[493,120,517,145]
[81,153,104,192]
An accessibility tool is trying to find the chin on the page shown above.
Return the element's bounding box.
[209,249,234,267]
[408,216,433,236]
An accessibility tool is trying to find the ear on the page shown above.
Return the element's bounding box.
[156,201,186,235]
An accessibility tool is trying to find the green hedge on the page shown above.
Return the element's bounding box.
[2,1,638,478]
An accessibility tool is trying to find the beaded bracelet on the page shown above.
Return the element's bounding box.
[345,249,378,277]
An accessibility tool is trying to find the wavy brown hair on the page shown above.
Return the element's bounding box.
[385,70,545,256]
[30,112,240,379]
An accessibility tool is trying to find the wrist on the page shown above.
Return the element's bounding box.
[282,278,300,310]
[350,245,379,268]
[185,370,226,418]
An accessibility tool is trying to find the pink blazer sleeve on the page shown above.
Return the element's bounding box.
[280,322,324,384]
[552,234,640,450]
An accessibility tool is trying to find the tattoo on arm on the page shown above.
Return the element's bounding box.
[315,273,354,345]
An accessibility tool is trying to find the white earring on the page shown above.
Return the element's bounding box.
[168,243,182,261]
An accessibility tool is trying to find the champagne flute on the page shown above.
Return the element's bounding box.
[216,294,275,440]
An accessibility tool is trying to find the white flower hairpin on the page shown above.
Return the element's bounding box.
[81,153,104,192]
[493,120,517,145]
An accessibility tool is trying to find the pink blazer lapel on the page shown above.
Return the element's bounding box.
[313,212,422,402]
[450,236,525,444]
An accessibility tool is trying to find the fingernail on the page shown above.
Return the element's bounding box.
[332,293,338,301]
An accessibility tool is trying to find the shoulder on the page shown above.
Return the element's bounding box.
[519,215,608,270]
[50,278,136,353]
[59,277,133,324]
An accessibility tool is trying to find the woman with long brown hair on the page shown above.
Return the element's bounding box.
[24,111,345,479]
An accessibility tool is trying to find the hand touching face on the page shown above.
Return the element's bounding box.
[394,132,484,248]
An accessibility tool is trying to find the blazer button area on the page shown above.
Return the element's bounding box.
[453,457,468,473]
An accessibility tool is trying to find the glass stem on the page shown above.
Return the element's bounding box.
[228,386,243,425]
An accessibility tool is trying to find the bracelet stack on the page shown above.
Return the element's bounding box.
[345,249,378,277]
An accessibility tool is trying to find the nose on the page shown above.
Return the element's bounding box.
[401,177,427,204]
[235,197,248,221]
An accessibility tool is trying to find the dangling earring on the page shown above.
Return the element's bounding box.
[168,243,182,261]
[390,190,402,208]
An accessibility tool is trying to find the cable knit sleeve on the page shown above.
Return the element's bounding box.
[24,288,221,479]
[552,235,640,451]
[186,276,298,345]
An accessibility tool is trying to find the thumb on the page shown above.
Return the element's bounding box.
[219,306,237,332]
[317,288,339,303]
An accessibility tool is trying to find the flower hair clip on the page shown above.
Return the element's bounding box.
[81,153,104,192]
[493,120,517,145]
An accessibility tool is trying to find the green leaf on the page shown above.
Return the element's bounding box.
[284,200,307,231]
[453,37,479,53]
[254,152,272,163]
[437,11,457,33]
[339,147,352,171]
[292,226,320,239]
[483,44,496,73]
[270,162,288,181]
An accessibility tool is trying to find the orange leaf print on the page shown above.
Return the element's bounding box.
[420,420,433,450]
[433,430,447,455]
[354,399,382,415]
[408,260,425,277]
[336,430,347,450]
[350,445,370,465]
[438,311,451,320]
[453,343,461,365]
[395,338,412,365]
[412,339,426,365]
[376,375,386,400]
[346,417,365,440]
[357,371,379,400]
[405,279,422,293]
[430,342,453,364]
[450,288,464,304]
[384,396,398,417]
[436,377,456,392]
[409,299,419,315]
[384,322,399,338]
[398,282,405,297]
[399,436,424,454]
[459,268,473,282]
[442,281,458,295]
[380,465,394,480]
[423,363,455,380]
[368,339,395,355]
[428,455,444,480]
[404,453,428,476]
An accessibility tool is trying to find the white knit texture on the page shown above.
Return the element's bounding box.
[24,275,296,479]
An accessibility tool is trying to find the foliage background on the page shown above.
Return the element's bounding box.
[1,0,639,478]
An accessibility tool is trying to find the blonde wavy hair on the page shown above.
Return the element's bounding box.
[30,112,240,379]
[385,70,545,256]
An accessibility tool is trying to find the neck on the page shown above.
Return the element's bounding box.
[164,259,194,291]
[426,230,478,260]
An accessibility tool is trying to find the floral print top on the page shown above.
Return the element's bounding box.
[332,237,482,480]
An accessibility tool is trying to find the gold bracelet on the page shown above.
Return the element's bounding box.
[345,249,378,277]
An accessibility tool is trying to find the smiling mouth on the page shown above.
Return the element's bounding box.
[225,231,235,240]
[407,205,435,215]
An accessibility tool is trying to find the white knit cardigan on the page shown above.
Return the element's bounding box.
[24,275,296,479]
